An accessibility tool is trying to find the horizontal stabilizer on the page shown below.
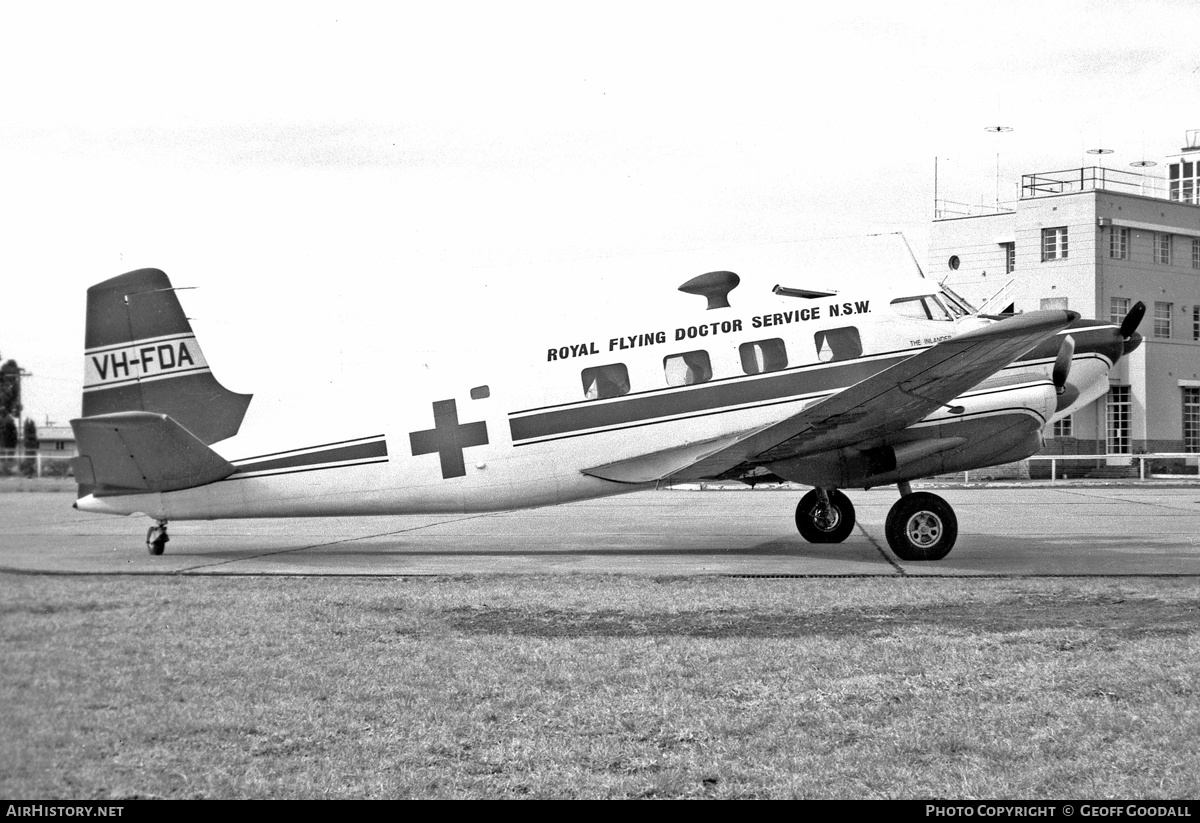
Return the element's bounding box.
[71,412,235,496]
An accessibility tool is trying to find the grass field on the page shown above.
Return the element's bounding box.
[2,573,1199,799]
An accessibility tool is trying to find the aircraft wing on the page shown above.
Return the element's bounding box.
[582,310,1075,484]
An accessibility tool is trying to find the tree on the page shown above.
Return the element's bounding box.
[19,418,39,477]
[0,415,16,451]
[0,359,21,420]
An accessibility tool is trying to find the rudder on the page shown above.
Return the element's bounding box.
[82,268,252,444]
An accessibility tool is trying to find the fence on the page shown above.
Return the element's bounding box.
[0,452,75,478]
[959,453,1200,484]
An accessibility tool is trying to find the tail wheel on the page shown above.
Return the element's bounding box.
[795,489,856,543]
[146,524,169,556]
[885,492,957,561]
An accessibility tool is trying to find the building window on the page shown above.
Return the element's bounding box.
[1194,305,1200,342]
[1106,385,1131,454]
[1109,227,1128,260]
[1154,302,1172,339]
[1110,296,1131,325]
[663,351,712,386]
[581,363,630,400]
[1193,238,1200,270]
[1169,161,1199,204]
[1042,227,1068,261]
[1053,415,1073,438]
[739,339,788,375]
[1001,242,1015,273]
[1185,388,1200,453]
[1154,233,1173,265]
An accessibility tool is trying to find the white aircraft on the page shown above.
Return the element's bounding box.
[70,250,1143,561]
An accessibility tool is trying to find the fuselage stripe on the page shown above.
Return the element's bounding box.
[231,438,388,475]
[224,458,391,481]
[509,353,912,443]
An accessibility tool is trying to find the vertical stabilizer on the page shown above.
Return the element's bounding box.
[81,268,252,444]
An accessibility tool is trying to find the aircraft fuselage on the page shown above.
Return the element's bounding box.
[75,283,1128,522]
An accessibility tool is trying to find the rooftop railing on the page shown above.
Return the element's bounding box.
[1020,166,1166,200]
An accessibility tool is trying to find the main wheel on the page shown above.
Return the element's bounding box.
[795,489,856,543]
[885,492,957,561]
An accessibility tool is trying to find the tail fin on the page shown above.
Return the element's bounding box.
[80,268,252,445]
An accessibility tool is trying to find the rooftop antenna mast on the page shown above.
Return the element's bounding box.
[984,125,1012,209]
[1130,131,1156,196]
[1087,146,1114,191]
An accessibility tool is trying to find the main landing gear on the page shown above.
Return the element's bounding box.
[884,482,957,561]
[794,489,856,543]
[146,520,169,555]
[794,483,958,560]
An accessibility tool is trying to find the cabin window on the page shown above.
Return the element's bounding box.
[470,385,490,400]
[663,350,712,386]
[739,339,788,374]
[581,363,630,399]
[814,327,863,362]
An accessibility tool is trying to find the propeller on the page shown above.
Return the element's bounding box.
[1119,301,1145,355]
[1119,301,1145,339]
[1053,334,1079,412]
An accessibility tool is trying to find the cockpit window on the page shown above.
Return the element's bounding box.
[938,285,975,316]
[890,295,954,321]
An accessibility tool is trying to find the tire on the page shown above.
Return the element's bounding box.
[885,492,957,561]
[146,527,168,556]
[795,489,856,543]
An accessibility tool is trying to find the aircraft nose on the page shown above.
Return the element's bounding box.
[1123,330,1143,355]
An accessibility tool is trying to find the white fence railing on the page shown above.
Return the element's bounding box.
[953,453,1199,484]
[0,452,75,479]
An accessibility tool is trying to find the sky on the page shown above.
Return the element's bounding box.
[2,0,1198,426]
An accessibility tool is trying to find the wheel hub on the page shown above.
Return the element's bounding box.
[812,506,841,532]
[905,511,942,547]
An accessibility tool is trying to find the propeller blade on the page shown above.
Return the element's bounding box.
[1119,301,1146,339]
[1052,335,1075,392]
[1053,335,1078,412]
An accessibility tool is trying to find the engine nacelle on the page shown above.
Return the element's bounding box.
[768,382,1056,488]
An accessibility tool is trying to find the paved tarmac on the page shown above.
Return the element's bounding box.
[3,484,1200,577]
